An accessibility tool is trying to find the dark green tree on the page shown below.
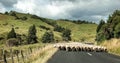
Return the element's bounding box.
[115,23,120,38]
[27,25,37,44]
[96,19,105,33]
[4,11,9,15]
[7,28,17,39]
[62,29,71,41]
[42,31,54,43]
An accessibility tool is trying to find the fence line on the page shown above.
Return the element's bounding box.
[0,45,46,63]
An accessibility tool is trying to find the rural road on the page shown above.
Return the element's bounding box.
[47,50,120,63]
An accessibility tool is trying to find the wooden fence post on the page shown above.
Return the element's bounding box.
[20,50,25,63]
[15,50,19,63]
[29,47,32,53]
[10,48,14,63]
[2,49,7,63]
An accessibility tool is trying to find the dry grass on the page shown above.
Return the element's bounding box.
[101,38,120,55]
[26,44,58,63]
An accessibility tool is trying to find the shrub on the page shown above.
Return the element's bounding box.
[62,29,71,41]
[7,28,16,39]
[6,38,19,47]
[10,11,17,17]
[54,25,65,32]
[39,25,50,30]
[21,16,27,20]
[42,31,54,43]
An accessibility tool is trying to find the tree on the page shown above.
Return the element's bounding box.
[115,23,120,38]
[27,25,37,44]
[42,31,54,43]
[62,29,71,41]
[7,28,17,39]
[4,11,9,15]
[96,19,105,33]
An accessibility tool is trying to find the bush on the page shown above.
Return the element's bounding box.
[10,11,17,17]
[21,16,27,20]
[54,25,65,32]
[7,28,17,39]
[39,25,50,30]
[42,31,54,43]
[6,38,19,47]
[62,29,71,41]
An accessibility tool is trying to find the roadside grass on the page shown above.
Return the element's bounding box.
[101,38,120,55]
[29,45,58,63]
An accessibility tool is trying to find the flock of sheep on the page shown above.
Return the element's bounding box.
[54,42,107,52]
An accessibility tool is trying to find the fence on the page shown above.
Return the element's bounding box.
[0,45,46,63]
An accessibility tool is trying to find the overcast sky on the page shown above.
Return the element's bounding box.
[0,0,120,23]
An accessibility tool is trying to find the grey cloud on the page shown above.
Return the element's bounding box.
[64,0,120,22]
[1,0,120,23]
[0,0,17,8]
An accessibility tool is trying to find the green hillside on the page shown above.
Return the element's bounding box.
[0,11,97,45]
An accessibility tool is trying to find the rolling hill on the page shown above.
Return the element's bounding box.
[0,11,97,45]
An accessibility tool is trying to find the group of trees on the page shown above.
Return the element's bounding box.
[7,24,72,46]
[96,10,120,41]
[6,25,38,46]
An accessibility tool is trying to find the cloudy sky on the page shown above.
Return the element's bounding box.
[0,0,120,23]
